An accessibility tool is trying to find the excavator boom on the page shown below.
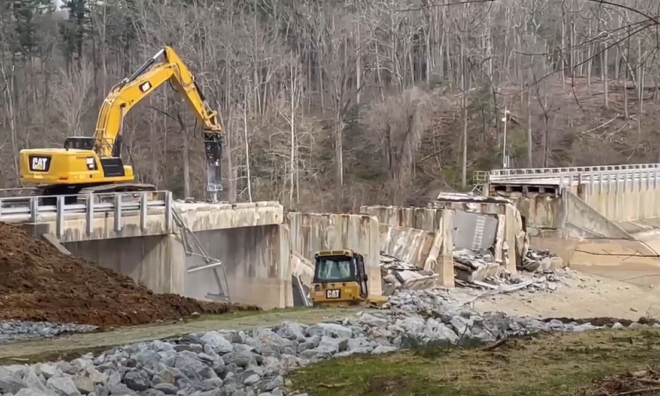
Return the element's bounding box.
[19,46,224,202]
[94,46,224,201]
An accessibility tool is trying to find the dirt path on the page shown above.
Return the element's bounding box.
[0,308,362,362]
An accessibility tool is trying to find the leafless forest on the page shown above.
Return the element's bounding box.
[1,0,660,211]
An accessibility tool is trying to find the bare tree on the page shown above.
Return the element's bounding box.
[53,63,95,137]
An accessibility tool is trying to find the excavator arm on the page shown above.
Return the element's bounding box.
[93,46,224,202]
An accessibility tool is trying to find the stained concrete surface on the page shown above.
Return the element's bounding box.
[64,235,182,294]
[185,225,290,309]
[287,213,382,296]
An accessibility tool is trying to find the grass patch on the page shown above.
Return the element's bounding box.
[194,306,306,321]
[288,329,660,396]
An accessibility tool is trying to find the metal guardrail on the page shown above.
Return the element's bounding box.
[0,191,173,238]
[474,163,660,185]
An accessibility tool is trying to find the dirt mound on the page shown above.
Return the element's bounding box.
[584,366,660,396]
[0,223,259,327]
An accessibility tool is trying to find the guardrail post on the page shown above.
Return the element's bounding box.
[86,194,94,236]
[29,197,38,223]
[140,192,148,231]
[615,172,620,193]
[114,194,122,232]
[165,191,173,232]
[56,195,64,239]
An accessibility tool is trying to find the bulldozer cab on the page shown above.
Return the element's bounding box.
[313,250,368,298]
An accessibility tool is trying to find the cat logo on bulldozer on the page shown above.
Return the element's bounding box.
[326,289,341,299]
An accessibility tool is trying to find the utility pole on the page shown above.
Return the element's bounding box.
[502,108,510,168]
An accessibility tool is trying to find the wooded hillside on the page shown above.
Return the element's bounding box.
[1,0,659,211]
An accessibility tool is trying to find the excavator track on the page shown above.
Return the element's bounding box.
[78,183,157,195]
[79,183,159,204]
[36,183,158,205]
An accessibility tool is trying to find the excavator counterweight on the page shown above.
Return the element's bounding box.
[19,46,224,203]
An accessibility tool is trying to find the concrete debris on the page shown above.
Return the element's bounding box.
[1,288,652,396]
[453,247,569,293]
[522,247,563,273]
[380,253,436,296]
[453,249,502,283]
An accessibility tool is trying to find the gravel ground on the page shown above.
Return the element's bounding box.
[0,289,653,396]
[0,322,98,345]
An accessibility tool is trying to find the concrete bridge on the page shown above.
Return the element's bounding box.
[4,189,528,308]
[3,191,292,308]
[3,191,399,309]
[477,163,660,271]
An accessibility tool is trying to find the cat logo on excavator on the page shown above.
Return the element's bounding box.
[310,249,387,308]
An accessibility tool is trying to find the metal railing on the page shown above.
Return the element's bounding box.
[0,191,173,239]
[474,163,660,184]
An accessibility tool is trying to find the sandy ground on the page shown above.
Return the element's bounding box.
[458,269,660,320]
[454,236,660,321]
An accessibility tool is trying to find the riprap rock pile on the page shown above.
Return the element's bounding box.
[0,288,641,396]
[0,321,98,345]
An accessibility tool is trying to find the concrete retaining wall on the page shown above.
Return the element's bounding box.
[566,192,631,239]
[286,213,382,296]
[363,205,517,275]
[64,224,292,309]
[64,235,183,294]
[186,225,291,308]
[581,179,660,222]
[378,222,454,286]
[360,206,443,231]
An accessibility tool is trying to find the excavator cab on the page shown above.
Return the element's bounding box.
[310,249,386,307]
[63,137,95,150]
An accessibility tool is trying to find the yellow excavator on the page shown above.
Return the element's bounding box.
[19,46,224,203]
[310,249,387,308]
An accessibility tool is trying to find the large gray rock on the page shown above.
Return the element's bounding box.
[123,370,150,391]
[46,376,81,396]
[0,370,26,394]
[306,323,353,339]
[200,332,235,354]
[175,351,218,381]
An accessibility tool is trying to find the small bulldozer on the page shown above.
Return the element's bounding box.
[310,249,387,308]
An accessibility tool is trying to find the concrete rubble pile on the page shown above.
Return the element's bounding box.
[521,247,563,273]
[453,247,568,293]
[0,289,646,396]
[380,253,436,296]
[453,249,500,284]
